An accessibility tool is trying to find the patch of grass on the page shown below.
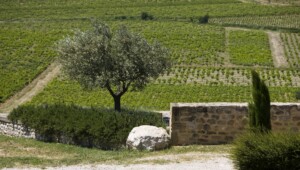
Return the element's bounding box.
[0,135,232,169]
[162,145,233,154]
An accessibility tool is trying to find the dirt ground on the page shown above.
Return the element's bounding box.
[4,153,235,170]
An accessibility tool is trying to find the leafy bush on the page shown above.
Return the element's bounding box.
[249,70,271,133]
[232,132,300,170]
[198,14,209,24]
[115,16,127,20]
[141,12,154,20]
[296,91,300,100]
[8,104,165,150]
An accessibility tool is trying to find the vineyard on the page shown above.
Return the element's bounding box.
[1,2,300,21]
[241,0,300,5]
[0,27,64,102]
[1,0,300,110]
[280,33,300,68]
[228,30,273,66]
[156,67,300,87]
[28,78,299,110]
[210,15,300,30]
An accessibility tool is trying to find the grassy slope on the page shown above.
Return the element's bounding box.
[0,134,231,169]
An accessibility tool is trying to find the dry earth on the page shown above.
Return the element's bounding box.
[4,153,235,170]
[268,31,289,68]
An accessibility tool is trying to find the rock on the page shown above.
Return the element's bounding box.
[126,125,170,151]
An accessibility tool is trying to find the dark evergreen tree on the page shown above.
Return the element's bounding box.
[249,70,271,132]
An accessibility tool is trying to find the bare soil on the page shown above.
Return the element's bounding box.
[4,153,235,170]
[268,31,289,68]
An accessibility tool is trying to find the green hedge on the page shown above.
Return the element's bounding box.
[8,104,165,150]
[232,132,300,170]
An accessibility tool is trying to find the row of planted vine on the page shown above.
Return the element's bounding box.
[156,66,300,87]
[281,33,300,68]
[210,15,300,30]
[28,78,300,110]
[1,2,300,21]
[228,30,273,66]
[0,28,65,102]
[1,19,298,103]
[0,20,228,103]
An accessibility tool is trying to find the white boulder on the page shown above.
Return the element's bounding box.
[126,125,170,151]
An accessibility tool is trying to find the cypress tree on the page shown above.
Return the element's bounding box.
[249,70,271,133]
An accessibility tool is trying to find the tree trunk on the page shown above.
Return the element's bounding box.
[113,95,121,112]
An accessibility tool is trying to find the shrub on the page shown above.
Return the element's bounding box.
[141,12,154,20]
[249,70,271,133]
[115,16,127,20]
[296,91,300,100]
[8,104,165,150]
[198,14,209,24]
[232,132,300,170]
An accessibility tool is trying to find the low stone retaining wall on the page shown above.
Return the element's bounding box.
[2,103,300,146]
[170,102,300,145]
[0,116,35,138]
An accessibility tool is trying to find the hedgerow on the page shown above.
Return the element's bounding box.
[8,104,165,150]
[232,132,300,170]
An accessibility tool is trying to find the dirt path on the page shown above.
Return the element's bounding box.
[0,62,61,114]
[225,27,288,68]
[4,153,235,170]
[268,31,289,68]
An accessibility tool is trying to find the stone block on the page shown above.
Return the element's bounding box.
[172,122,187,130]
[292,116,300,121]
[207,119,216,124]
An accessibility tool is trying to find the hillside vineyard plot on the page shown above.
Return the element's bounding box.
[281,33,300,68]
[1,0,300,109]
[228,30,273,66]
[155,67,300,87]
[210,15,300,30]
[0,21,225,103]
[1,2,300,21]
[0,28,63,102]
[28,78,299,110]
[124,21,225,66]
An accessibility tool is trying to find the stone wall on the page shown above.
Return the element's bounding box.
[170,102,300,145]
[0,116,35,138]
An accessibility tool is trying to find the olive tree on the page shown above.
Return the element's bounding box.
[57,22,171,111]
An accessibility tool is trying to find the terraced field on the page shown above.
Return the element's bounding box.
[1,0,300,111]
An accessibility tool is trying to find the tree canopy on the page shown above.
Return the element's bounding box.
[57,22,171,111]
[249,70,271,133]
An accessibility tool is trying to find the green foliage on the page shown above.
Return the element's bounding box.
[2,0,300,109]
[210,15,300,30]
[141,12,154,20]
[2,1,300,21]
[249,70,271,132]
[281,33,300,68]
[28,78,299,110]
[0,134,232,169]
[228,30,273,66]
[296,91,300,100]
[57,22,170,111]
[232,132,300,170]
[198,14,209,24]
[0,28,62,102]
[115,16,128,20]
[8,104,164,150]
